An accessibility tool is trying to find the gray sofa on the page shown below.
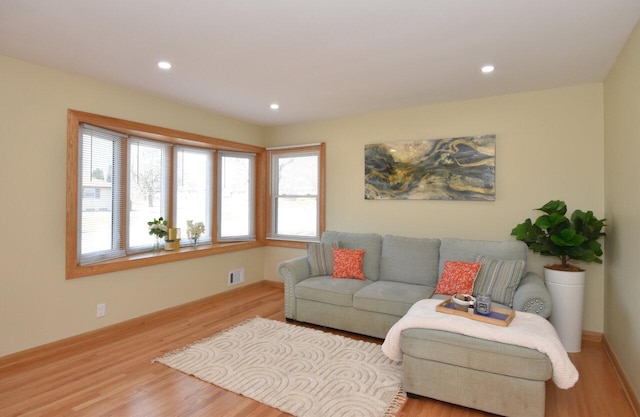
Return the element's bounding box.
[277,231,554,417]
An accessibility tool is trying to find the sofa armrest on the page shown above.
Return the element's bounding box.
[512,272,552,319]
[277,256,311,320]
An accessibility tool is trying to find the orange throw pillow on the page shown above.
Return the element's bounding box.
[435,260,482,295]
[332,248,366,280]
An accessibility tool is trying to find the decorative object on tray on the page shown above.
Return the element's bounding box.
[437,298,515,327]
[186,220,205,247]
[511,199,606,352]
[451,293,475,311]
[475,294,492,316]
[147,216,168,252]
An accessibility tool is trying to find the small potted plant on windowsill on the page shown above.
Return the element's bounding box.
[148,217,168,252]
[511,200,606,352]
[186,220,205,248]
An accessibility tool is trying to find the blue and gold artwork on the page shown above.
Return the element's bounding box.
[365,135,496,200]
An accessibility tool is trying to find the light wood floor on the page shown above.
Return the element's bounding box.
[0,282,636,417]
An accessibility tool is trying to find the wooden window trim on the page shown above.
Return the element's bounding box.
[265,143,326,249]
[66,109,266,279]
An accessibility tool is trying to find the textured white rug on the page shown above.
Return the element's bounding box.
[154,317,406,417]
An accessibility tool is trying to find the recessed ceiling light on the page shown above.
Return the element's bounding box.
[157,61,172,70]
[270,103,280,110]
[481,65,495,74]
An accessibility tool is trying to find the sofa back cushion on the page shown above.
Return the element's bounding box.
[380,235,441,286]
[321,231,383,281]
[438,238,528,278]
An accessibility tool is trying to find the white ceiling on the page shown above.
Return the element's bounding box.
[1,1,639,126]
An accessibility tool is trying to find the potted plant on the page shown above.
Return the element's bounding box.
[511,200,606,352]
[511,200,606,270]
[148,217,168,252]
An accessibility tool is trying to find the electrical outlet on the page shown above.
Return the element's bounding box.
[96,303,106,318]
[228,268,245,286]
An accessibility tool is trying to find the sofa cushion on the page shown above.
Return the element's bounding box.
[435,260,481,295]
[321,231,382,281]
[438,238,528,279]
[307,241,342,276]
[400,328,552,381]
[295,276,371,307]
[473,256,526,307]
[379,235,441,286]
[353,281,435,317]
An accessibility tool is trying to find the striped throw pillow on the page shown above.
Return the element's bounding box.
[472,255,526,307]
[307,241,342,276]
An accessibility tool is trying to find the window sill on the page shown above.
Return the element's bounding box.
[66,240,262,279]
[265,238,318,249]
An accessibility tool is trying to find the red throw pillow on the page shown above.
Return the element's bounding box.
[332,248,366,280]
[435,260,482,295]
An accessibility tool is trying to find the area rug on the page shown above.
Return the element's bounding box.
[153,317,406,417]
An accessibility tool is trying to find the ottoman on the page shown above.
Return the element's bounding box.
[400,328,553,417]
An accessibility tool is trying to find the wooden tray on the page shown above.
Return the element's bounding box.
[436,298,515,327]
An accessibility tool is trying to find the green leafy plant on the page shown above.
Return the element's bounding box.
[511,200,606,271]
[148,217,168,239]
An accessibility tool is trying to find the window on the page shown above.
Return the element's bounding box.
[218,152,255,240]
[128,139,171,251]
[175,146,214,245]
[67,110,265,279]
[78,124,126,264]
[268,144,325,242]
[68,111,325,278]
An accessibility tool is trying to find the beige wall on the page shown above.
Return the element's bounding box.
[0,55,266,357]
[604,21,640,399]
[0,51,615,371]
[264,84,606,334]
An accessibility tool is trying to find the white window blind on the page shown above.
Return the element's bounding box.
[218,151,255,241]
[78,124,126,264]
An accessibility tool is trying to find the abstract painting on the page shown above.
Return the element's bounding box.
[365,135,496,200]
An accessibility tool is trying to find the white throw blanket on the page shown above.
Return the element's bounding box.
[381,299,579,389]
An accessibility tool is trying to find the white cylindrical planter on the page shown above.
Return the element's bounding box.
[544,268,586,353]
